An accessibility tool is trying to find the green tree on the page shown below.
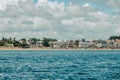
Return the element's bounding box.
[0,41,5,46]
[81,38,85,42]
[21,38,26,42]
[14,41,20,47]
[2,37,5,41]
[20,38,29,48]
[21,43,29,48]
[75,40,79,47]
[30,38,40,42]
[109,35,120,40]
[9,37,12,42]
[42,38,57,47]
[119,36,120,39]
[13,37,16,41]
[42,38,50,47]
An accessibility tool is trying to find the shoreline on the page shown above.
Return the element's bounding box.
[0,47,120,51]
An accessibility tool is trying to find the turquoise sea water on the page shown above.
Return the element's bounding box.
[0,50,120,80]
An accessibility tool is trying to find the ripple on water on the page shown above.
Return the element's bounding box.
[17,65,35,73]
[0,50,120,80]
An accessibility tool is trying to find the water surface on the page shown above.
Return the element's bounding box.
[0,50,120,80]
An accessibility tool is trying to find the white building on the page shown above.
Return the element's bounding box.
[36,41,43,47]
[114,42,120,48]
[79,41,92,48]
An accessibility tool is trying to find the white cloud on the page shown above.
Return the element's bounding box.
[61,19,74,25]
[106,0,120,8]
[0,0,120,40]
[88,11,109,21]
[114,28,120,34]
[83,3,91,8]
[0,0,28,11]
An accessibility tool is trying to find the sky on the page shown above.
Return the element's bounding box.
[0,0,120,40]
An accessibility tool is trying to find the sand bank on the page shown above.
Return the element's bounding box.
[0,47,120,50]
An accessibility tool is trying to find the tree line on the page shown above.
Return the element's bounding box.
[0,37,57,47]
[0,35,119,47]
[109,35,120,40]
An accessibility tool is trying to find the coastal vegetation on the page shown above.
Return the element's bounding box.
[0,35,120,49]
[109,35,120,40]
[0,37,58,48]
[42,37,57,47]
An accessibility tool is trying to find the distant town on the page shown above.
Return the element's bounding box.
[0,35,120,49]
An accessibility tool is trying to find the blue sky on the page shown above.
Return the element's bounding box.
[49,0,115,14]
[49,0,69,4]
[33,0,38,3]
[0,0,120,40]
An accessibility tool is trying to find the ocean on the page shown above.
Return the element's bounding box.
[0,50,120,80]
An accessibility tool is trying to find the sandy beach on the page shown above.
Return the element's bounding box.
[0,47,52,50]
[0,47,120,50]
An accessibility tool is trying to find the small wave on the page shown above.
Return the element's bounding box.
[17,65,35,73]
[80,78,97,80]
[0,67,15,73]
[77,72,87,75]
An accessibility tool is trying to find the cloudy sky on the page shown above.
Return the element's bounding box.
[0,0,120,40]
